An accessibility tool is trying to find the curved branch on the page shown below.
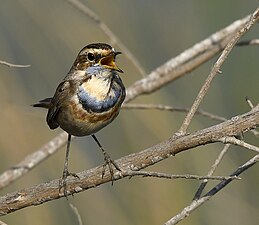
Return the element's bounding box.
[0,12,251,191]
[0,105,258,215]
[0,60,30,68]
[125,14,251,102]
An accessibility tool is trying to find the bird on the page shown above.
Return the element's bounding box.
[33,43,126,195]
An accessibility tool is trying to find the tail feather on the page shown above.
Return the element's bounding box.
[32,97,52,109]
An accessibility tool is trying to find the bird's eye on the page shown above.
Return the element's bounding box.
[87,53,95,61]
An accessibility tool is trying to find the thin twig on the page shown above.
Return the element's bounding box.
[123,103,259,137]
[237,39,259,46]
[123,103,227,122]
[0,14,246,190]
[245,97,259,136]
[0,60,30,68]
[66,0,145,76]
[0,105,258,215]
[205,154,259,197]
[246,96,255,108]
[219,137,259,153]
[193,144,230,200]
[177,8,259,135]
[124,170,239,181]
[0,132,68,191]
[0,9,256,192]
[0,7,258,199]
[164,8,259,224]
[125,14,251,103]
[164,153,259,225]
[69,204,83,225]
[0,220,7,225]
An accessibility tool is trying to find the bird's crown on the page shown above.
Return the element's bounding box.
[70,43,123,73]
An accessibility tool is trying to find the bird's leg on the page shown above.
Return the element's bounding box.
[59,133,79,197]
[91,134,121,184]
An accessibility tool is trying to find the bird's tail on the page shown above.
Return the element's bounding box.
[32,97,52,109]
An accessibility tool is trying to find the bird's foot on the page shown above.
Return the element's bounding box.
[102,151,121,184]
[59,170,79,198]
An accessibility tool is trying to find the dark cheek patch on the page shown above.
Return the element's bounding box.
[77,62,88,70]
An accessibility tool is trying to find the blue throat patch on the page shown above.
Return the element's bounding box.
[77,85,121,113]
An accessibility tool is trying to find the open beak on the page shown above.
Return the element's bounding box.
[100,52,124,73]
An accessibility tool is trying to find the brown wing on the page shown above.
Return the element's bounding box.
[46,80,71,129]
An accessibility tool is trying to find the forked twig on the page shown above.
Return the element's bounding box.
[164,153,259,225]
[219,137,259,153]
[0,9,252,192]
[0,105,258,215]
[178,7,259,135]
[193,144,230,200]
[125,14,251,103]
[164,7,259,224]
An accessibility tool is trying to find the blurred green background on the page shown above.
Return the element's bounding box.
[0,1,258,224]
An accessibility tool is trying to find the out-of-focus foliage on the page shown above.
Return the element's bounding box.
[0,1,258,225]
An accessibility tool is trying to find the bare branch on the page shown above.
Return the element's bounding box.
[1,13,248,190]
[69,204,83,225]
[246,96,255,109]
[0,60,30,68]
[123,103,259,137]
[0,132,68,191]
[0,105,258,215]
[0,8,258,222]
[124,170,239,181]
[219,137,259,153]
[0,220,7,225]
[178,7,259,134]
[193,144,230,199]
[164,153,259,225]
[66,0,146,76]
[237,39,259,46]
[205,155,259,196]
[123,103,227,122]
[125,14,251,103]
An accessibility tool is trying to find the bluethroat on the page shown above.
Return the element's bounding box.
[33,43,126,195]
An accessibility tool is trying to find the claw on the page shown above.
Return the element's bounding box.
[59,170,79,198]
[91,134,121,185]
[101,151,121,185]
